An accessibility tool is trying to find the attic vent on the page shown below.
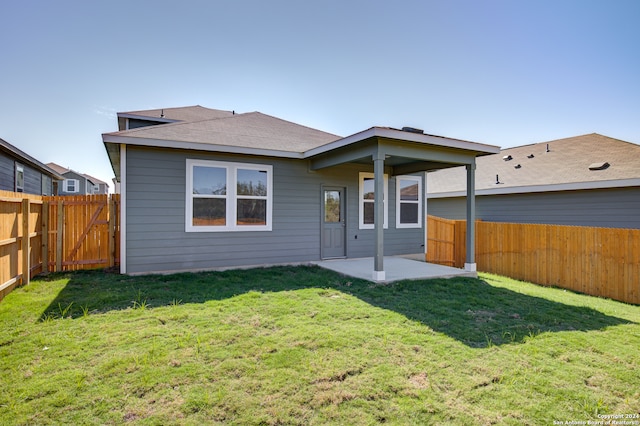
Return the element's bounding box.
[402,127,424,134]
[527,154,535,159]
[503,155,513,161]
[589,162,610,171]
[515,164,522,169]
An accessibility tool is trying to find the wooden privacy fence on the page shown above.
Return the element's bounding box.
[0,191,120,301]
[426,215,640,305]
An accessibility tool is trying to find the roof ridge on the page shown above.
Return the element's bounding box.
[249,111,342,138]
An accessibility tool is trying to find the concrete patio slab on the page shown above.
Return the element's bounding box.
[315,256,477,283]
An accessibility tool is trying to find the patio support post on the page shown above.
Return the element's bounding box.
[373,151,385,281]
[465,162,477,272]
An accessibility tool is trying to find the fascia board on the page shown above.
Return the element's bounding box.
[304,128,500,158]
[102,134,305,159]
[426,178,640,198]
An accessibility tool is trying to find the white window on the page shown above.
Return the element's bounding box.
[64,179,79,193]
[15,164,24,192]
[186,159,273,232]
[358,172,388,229]
[396,175,422,228]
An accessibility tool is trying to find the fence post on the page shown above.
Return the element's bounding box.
[108,195,115,268]
[21,198,30,286]
[41,201,49,273]
[56,199,63,272]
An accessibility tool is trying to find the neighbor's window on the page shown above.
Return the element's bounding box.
[396,175,422,228]
[186,159,272,232]
[358,172,388,229]
[64,179,79,193]
[15,164,24,192]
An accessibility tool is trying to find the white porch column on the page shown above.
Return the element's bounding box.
[373,152,385,281]
[465,162,477,272]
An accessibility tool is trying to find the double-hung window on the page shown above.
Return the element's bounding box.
[186,159,272,232]
[64,179,79,193]
[396,175,422,228]
[358,172,388,229]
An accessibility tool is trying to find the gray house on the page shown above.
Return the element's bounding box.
[103,106,499,278]
[0,137,62,195]
[47,163,109,195]
[426,133,640,229]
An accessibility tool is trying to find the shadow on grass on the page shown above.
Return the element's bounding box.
[39,265,633,348]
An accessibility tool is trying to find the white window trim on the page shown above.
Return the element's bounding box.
[186,159,273,232]
[358,172,388,230]
[395,175,423,229]
[64,179,79,193]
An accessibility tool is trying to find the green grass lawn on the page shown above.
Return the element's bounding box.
[1,266,639,425]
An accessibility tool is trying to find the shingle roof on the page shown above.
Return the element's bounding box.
[427,133,640,195]
[105,111,342,154]
[47,162,108,186]
[46,162,70,175]
[118,105,234,122]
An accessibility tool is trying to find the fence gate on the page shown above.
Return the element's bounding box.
[426,215,457,266]
[45,194,119,272]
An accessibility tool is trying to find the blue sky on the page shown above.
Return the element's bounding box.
[2,0,639,188]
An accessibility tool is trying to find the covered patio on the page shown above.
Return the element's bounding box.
[316,255,476,283]
[307,127,500,281]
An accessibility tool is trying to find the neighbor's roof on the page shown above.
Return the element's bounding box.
[47,162,109,186]
[427,133,640,197]
[0,138,64,180]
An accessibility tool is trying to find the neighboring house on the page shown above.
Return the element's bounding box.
[47,163,109,195]
[103,105,499,277]
[426,133,640,229]
[0,137,63,195]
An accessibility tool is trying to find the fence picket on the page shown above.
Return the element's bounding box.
[426,216,640,305]
[0,192,120,301]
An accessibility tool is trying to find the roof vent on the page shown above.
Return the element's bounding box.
[589,162,610,171]
[495,174,502,184]
[546,143,550,153]
[402,127,424,134]
[503,155,513,161]
[527,154,535,159]
[160,109,165,118]
[515,164,522,169]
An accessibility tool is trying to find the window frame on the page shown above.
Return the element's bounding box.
[64,178,79,193]
[186,159,273,232]
[15,164,24,193]
[358,172,388,230]
[395,175,423,229]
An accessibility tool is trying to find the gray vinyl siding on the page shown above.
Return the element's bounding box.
[59,171,88,195]
[22,163,42,194]
[125,146,425,274]
[127,118,166,129]
[0,153,54,195]
[0,154,13,191]
[427,187,640,229]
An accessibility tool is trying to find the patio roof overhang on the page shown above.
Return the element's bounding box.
[306,127,500,281]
